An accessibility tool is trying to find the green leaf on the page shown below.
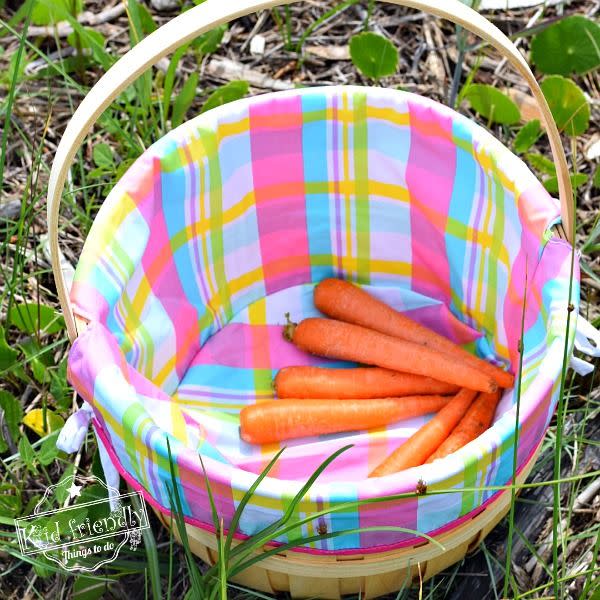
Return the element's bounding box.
[541,76,590,137]
[23,408,64,437]
[0,325,18,371]
[115,157,135,181]
[72,575,111,600]
[349,32,398,80]
[20,339,53,385]
[200,80,249,114]
[76,483,108,506]
[31,0,82,26]
[91,448,105,480]
[125,2,155,120]
[92,143,114,169]
[50,358,70,410]
[22,493,43,517]
[464,84,521,125]
[593,164,600,189]
[38,430,61,465]
[0,390,23,445]
[531,16,600,75]
[193,24,227,55]
[18,435,37,473]
[583,214,600,254]
[52,8,112,71]
[127,0,145,46]
[66,27,105,52]
[6,49,27,86]
[162,43,191,119]
[76,483,111,524]
[55,464,76,503]
[33,554,55,579]
[32,358,48,384]
[137,2,157,34]
[9,303,64,335]
[0,484,22,518]
[543,173,589,195]
[513,119,542,154]
[172,72,199,127]
[525,152,557,176]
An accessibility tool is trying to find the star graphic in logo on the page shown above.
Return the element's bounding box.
[68,483,82,499]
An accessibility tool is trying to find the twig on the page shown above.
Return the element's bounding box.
[25,47,76,75]
[305,45,350,60]
[205,57,294,90]
[26,4,126,39]
[240,10,269,53]
[423,17,446,87]
[573,475,600,508]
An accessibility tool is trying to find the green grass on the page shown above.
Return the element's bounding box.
[0,1,599,599]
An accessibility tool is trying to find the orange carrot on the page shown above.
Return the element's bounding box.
[274,366,459,399]
[240,395,452,444]
[425,390,501,463]
[285,318,497,393]
[314,278,514,389]
[369,388,478,476]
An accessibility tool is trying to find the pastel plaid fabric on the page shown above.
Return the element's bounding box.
[67,86,578,551]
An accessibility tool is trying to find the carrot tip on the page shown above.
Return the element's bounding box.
[283,313,297,342]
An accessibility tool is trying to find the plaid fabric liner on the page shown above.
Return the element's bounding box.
[67,86,579,551]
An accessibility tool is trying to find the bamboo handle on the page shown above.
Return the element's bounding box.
[47,0,574,342]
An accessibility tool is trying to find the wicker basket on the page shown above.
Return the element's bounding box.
[153,443,540,599]
[48,1,576,598]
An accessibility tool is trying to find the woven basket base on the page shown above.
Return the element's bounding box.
[154,445,540,599]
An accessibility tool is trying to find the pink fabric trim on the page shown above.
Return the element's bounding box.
[93,417,542,556]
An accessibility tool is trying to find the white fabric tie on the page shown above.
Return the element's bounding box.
[57,401,121,511]
[570,316,600,376]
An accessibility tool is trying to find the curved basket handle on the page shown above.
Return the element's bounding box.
[48,0,574,342]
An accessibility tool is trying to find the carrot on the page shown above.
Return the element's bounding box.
[240,395,452,444]
[274,366,459,399]
[369,388,478,477]
[314,279,514,389]
[284,317,497,393]
[425,390,501,463]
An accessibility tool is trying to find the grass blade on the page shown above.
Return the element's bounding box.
[502,266,528,598]
[130,491,161,600]
[0,2,32,196]
[166,512,174,600]
[224,447,286,557]
[224,444,352,564]
[165,438,205,596]
[551,139,579,600]
[162,43,190,123]
[197,454,226,599]
[229,525,443,578]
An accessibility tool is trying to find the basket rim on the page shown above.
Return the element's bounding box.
[95,413,542,555]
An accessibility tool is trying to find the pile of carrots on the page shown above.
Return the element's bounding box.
[239,279,513,477]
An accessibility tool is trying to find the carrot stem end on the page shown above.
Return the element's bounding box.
[283,312,297,342]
